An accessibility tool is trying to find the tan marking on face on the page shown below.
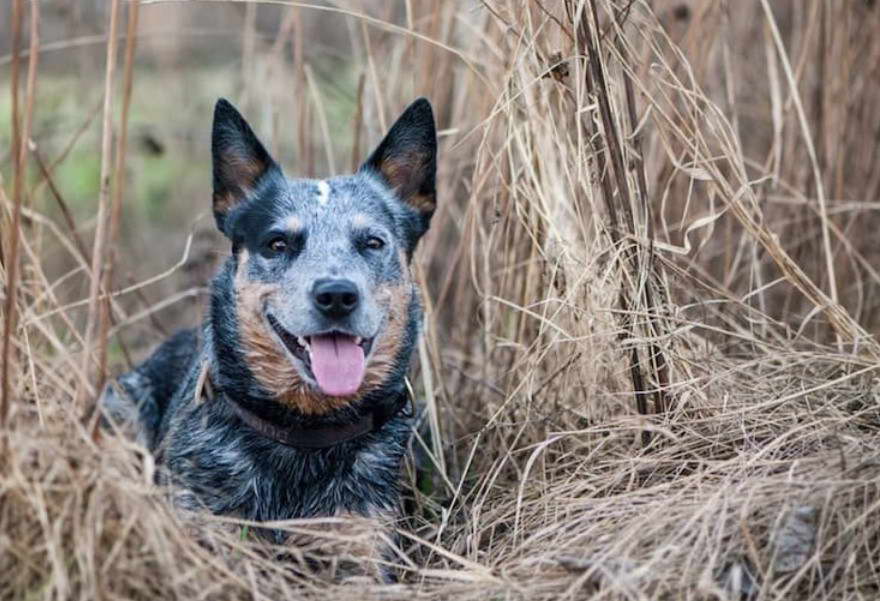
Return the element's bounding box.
[285,215,303,232]
[235,250,352,415]
[236,251,413,415]
[360,280,412,395]
[351,213,370,228]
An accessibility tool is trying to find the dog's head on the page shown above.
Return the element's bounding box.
[209,98,436,416]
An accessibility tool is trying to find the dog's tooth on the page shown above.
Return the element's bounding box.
[297,336,308,348]
[354,336,363,345]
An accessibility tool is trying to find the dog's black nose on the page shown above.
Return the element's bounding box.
[312,279,359,318]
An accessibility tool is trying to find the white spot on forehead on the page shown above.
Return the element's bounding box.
[315,180,331,205]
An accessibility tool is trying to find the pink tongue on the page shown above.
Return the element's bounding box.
[309,334,366,396]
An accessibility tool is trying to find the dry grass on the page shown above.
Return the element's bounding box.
[2,1,880,599]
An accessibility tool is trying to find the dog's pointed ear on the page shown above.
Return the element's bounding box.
[360,98,437,226]
[212,98,279,235]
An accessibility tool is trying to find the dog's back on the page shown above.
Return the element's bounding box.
[102,328,199,449]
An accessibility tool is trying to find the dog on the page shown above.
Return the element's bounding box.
[101,97,437,580]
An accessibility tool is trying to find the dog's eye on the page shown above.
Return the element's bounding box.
[365,236,385,250]
[267,237,288,253]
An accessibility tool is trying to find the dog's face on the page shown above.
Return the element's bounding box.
[209,99,436,415]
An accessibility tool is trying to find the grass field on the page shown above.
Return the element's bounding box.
[2,1,880,599]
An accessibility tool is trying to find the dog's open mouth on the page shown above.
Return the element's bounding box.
[267,314,374,397]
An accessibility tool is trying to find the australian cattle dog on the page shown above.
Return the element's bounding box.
[102,97,438,580]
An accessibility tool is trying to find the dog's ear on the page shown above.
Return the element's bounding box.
[360,98,437,228]
[212,98,279,235]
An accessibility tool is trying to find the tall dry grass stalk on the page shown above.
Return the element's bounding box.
[1,1,879,599]
[78,0,120,410]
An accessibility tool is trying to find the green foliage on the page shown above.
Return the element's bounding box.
[54,151,101,214]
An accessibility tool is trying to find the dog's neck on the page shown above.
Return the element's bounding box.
[224,397,379,448]
[195,356,410,449]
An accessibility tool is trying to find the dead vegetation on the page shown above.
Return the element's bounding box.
[1,1,880,599]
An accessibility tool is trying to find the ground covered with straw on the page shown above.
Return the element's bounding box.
[2,1,879,599]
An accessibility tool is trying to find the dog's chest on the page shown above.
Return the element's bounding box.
[164,410,407,523]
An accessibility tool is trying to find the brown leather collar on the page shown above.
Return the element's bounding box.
[196,362,409,450]
[226,399,376,449]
